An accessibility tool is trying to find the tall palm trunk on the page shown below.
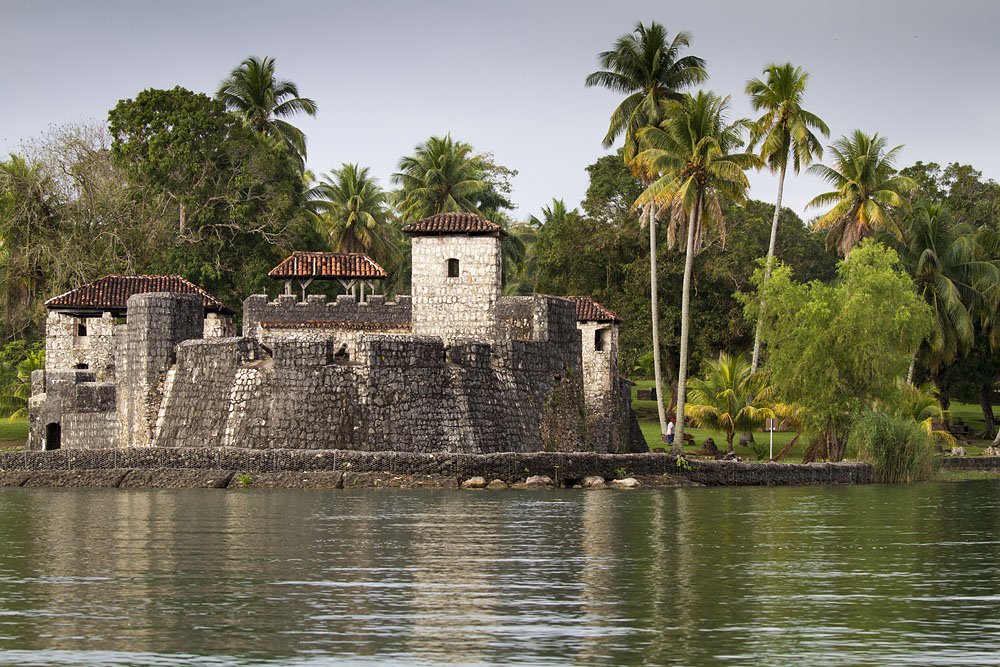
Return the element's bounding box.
[673,193,701,454]
[751,162,786,373]
[647,197,669,442]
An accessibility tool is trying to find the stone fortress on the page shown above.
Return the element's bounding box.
[28,212,646,454]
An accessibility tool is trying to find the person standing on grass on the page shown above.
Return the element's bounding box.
[667,418,675,445]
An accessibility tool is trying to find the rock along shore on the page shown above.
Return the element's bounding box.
[0,448,873,489]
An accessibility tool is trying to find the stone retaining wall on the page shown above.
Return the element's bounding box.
[937,456,1000,471]
[0,448,872,487]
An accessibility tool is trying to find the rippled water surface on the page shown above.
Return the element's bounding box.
[1,483,1000,665]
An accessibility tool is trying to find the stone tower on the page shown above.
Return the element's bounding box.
[403,212,504,342]
[569,296,627,453]
[117,293,203,448]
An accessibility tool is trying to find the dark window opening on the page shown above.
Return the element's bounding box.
[74,363,89,370]
[595,328,609,351]
[447,258,460,278]
[45,423,61,451]
[77,321,87,337]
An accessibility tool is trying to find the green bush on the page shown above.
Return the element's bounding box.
[848,409,935,483]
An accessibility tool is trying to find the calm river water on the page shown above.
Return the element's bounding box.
[1,483,999,665]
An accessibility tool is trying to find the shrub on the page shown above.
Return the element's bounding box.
[848,409,935,483]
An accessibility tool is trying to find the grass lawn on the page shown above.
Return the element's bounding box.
[631,378,992,461]
[0,417,28,451]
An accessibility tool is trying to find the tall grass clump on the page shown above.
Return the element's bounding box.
[848,409,935,483]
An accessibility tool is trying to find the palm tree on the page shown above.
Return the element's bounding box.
[307,163,400,268]
[887,202,998,381]
[216,56,317,168]
[392,135,495,221]
[585,21,706,443]
[634,91,760,453]
[685,351,778,454]
[745,63,829,371]
[392,135,523,285]
[0,349,43,421]
[807,131,916,256]
[895,381,954,447]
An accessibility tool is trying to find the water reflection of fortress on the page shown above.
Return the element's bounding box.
[29,212,645,454]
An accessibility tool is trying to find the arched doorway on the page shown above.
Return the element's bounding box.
[45,423,61,450]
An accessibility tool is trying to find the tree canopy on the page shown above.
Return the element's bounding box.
[746,240,933,460]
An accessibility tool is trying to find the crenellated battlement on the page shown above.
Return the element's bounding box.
[242,293,412,337]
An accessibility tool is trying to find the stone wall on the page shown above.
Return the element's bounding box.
[45,311,119,381]
[0,447,875,487]
[26,370,116,451]
[937,456,1000,471]
[259,323,410,359]
[151,331,587,454]
[203,312,236,338]
[411,235,501,342]
[242,293,411,337]
[152,338,265,449]
[117,293,203,449]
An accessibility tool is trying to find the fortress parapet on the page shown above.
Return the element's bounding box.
[243,293,412,337]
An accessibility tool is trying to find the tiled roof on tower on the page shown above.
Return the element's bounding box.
[567,296,622,323]
[45,276,234,315]
[267,252,388,279]
[402,212,506,237]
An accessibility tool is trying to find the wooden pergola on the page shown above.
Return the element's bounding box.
[267,252,388,301]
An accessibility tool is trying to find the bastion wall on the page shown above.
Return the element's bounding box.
[151,294,592,453]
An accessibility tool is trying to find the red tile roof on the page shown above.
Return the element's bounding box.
[567,296,621,323]
[260,320,412,331]
[267,252,388,279]
[45,275,234,315]
[402,212,506,237]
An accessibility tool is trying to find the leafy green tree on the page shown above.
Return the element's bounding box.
[586,21,706,443]
[504,200,582,296]
[685,351,778,454]
[746,240,933,461]
[634,91,760,453]
[108,86,311,308]
[0,155,59,341]
[808,131,916,256]
[216,56,317,168]
[745,63,829,371]
[901,161,1000,230]
[308,163,400,268]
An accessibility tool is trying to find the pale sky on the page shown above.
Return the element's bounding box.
[4,0,999,223]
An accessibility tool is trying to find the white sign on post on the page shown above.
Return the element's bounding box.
[765,418,777,460]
